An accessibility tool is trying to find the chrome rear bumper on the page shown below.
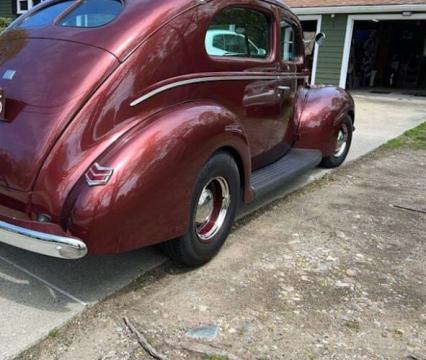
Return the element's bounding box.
[0,220,87,259]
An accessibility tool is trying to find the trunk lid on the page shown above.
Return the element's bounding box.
[0,34,119,192]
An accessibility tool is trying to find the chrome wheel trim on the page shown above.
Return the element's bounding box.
[195,188,214,225]
[195,176,230,242]
[334,123,349,158]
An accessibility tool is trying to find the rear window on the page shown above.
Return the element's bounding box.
[60,0,123,28]
[18,1,73,29]
[17,0,123,29]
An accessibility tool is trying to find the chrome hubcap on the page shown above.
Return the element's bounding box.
[334,123,349,157]
[196,189,214,224]
[195,177,230,242]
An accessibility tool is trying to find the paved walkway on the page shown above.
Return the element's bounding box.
[0,94,425,360]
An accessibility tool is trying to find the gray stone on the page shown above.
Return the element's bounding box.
[185,325,219,341]
[335,231,349,240]
[335,280,351,288]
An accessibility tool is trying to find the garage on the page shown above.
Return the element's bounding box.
[289,1,426,92]
[346,18,426,93]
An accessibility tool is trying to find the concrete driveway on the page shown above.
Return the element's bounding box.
[0,93,425,360]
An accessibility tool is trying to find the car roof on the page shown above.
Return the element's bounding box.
[14,0,293,61]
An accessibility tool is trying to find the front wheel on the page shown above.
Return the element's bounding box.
[320,115,353,168]
[162,152,240,267]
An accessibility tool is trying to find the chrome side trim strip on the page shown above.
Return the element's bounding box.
[0,220,87,259]
[130,74,307,107]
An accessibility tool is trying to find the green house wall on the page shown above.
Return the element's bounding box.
[0,1,13,18]
[316,14,348,86]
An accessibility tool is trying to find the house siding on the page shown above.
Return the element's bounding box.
[315,14,348,85]
[0,1,13,18]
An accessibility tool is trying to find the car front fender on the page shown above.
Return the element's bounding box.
[295,86,355,156]
[64,101,252,254]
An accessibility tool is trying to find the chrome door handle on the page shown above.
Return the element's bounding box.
[278,85,291,91]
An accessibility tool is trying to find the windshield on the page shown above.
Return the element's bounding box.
[17,0,123,29]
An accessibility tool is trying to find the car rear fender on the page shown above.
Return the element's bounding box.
[64,101,252,254]
[294,86,355,156]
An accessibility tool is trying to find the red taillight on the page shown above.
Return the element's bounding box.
[85,163,114,187]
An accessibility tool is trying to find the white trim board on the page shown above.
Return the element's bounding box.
[339,13,426,89]
[292,4,426,15]
[16,0,39,14]
[298,15,322,85]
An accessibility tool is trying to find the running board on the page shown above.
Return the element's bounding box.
[250,148,322,199]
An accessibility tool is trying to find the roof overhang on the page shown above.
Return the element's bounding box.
[292,4,426,15]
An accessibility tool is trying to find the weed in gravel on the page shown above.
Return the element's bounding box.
[48,329,59,339]
[203,355,229,360]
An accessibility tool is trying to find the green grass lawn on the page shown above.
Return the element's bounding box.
[384,122,426,150]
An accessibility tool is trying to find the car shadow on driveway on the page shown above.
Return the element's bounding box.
[0,243,166,360]
[0,243,166,309]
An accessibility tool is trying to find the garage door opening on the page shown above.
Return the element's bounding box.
[346,19,426,95]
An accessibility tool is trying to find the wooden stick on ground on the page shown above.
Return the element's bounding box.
[391,204,426,215]
[123,316,167,360]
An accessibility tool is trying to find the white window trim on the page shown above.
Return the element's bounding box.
[17,0,32,15]
[16,0,46,15]
[340,13,426,89]
[298,14,322,85]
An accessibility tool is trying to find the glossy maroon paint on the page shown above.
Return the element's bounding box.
[0,0,354,255]
[295,86,355,155]
[0,34,118,192]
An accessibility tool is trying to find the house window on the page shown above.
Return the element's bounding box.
[16,0,46,15]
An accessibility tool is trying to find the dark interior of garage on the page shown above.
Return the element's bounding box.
[347,19,426,93]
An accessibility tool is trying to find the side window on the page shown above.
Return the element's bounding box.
[206,7,270,59]
[281,20,299,62]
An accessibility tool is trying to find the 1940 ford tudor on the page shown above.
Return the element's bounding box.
[0,0,354,266]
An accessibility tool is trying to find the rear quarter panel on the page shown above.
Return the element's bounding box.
[65,102,251,254]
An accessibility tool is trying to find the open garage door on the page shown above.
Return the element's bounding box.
[344,17,426,95]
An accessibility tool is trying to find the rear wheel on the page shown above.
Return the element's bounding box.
[320,115,353,168]
[163,152,240,267]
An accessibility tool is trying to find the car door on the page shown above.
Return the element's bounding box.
[204,2,293,171]
[244,8,307,170]
[275,12,307,158]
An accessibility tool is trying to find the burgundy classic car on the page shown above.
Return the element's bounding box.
[0,0,354,266]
